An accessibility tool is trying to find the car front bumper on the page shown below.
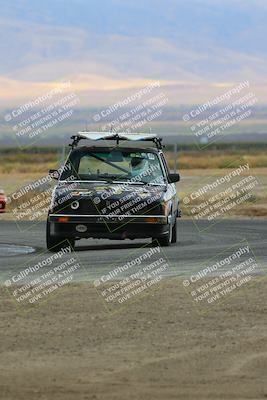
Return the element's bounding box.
[48,213,170,239]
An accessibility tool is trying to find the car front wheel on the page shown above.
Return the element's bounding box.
[46,220,75,252]
[153,223,172,247]
[171,218,177,243]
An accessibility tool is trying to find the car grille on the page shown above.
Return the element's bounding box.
[54,197,163,216]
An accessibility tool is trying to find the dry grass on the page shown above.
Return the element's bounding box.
[166,151,267,170]
[179,167,267,218]
[1,148,267,174]
[0,153,58,174]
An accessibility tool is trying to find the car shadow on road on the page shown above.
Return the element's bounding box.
[74,241,153,252]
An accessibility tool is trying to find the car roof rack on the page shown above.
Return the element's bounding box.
[69,131,164,150]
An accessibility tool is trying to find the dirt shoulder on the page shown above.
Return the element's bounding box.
[0,278,267,400]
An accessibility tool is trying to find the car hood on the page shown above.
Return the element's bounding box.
[56,180,166,200]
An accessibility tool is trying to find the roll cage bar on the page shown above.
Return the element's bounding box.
[69,132,164,150]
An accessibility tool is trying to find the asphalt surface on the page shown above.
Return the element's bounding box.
[0,219,266,285]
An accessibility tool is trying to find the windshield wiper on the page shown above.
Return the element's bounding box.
[127,180,166,186]
[97,174,127,181]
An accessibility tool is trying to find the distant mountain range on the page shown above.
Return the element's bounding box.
[0,0,267,99]
[0,0,266,145]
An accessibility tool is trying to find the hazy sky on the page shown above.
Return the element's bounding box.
[0,0,267,105]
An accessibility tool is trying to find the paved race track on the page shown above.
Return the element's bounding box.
[0,219,266,284]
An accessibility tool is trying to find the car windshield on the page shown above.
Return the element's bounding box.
[61,149,165,184]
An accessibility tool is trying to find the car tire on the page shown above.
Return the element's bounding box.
[171,218,177,243]
[46,220,75,252]
[153,220,172,247]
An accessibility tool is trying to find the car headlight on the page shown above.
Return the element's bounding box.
[162,202,171,216]
[71,200,80,210]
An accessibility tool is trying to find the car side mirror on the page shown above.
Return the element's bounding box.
[49,169,60,180]
[168,173,180,183]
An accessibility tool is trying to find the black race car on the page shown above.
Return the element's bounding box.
[46,132,181,251]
